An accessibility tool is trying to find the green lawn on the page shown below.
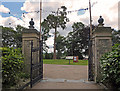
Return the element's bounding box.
[43,59,88,65]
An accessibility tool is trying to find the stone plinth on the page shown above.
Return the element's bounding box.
[22,29,39,73]
[92,26,112,82]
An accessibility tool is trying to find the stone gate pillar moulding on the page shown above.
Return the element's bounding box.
[22,18,39,73]
[92,16,112,82]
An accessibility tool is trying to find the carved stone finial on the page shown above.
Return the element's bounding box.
[29,18,34,29]
[98,16,104,27]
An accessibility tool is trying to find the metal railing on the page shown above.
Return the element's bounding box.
[19,40,43,90]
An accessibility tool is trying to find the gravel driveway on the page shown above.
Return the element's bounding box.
[32,64,104,89]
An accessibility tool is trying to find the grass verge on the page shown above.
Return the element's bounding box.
[43,59,88,65]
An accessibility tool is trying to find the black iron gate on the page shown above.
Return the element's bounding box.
[19,39,43,90]
[30,39,43,88]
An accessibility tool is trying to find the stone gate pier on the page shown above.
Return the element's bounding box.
[22,18,40,73]
[92,16,112,82]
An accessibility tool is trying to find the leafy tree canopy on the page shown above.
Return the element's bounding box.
[1,25,27,48]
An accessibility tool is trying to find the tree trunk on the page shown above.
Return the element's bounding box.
[53,27,57,59]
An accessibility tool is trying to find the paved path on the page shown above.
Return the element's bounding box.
[32,64,104,89]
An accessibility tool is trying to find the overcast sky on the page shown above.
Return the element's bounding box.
[0,0,119,52]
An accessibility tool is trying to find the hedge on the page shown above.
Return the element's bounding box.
[1,47,24,88]
[100,43,120,89]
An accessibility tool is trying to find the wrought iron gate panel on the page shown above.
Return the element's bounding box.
[30,39,43,88]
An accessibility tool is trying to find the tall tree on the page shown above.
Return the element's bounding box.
[56,32,66,59]
[65,22,90,59]
[42,6,69,59]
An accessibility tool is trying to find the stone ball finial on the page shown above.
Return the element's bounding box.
[29,18,34,29]
[98,16,104,24]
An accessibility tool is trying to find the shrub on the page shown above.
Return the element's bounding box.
[1,47,24,88]
[100,43,120,89]
[18,72,30,79]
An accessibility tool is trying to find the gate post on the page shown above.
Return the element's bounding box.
[22,18,39,73]
[92,16,112,82]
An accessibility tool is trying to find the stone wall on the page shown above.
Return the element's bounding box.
[92,26,112,82]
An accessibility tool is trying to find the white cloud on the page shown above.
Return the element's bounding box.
[1,0,119,52]
[0,5,10,13]
[1,16,24,28]
[45,35,54,53]
[21,1,39,12]
[65,0,118,29]
[1,0,119,30]
[20,1,62,30]
[0,15,3,25]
